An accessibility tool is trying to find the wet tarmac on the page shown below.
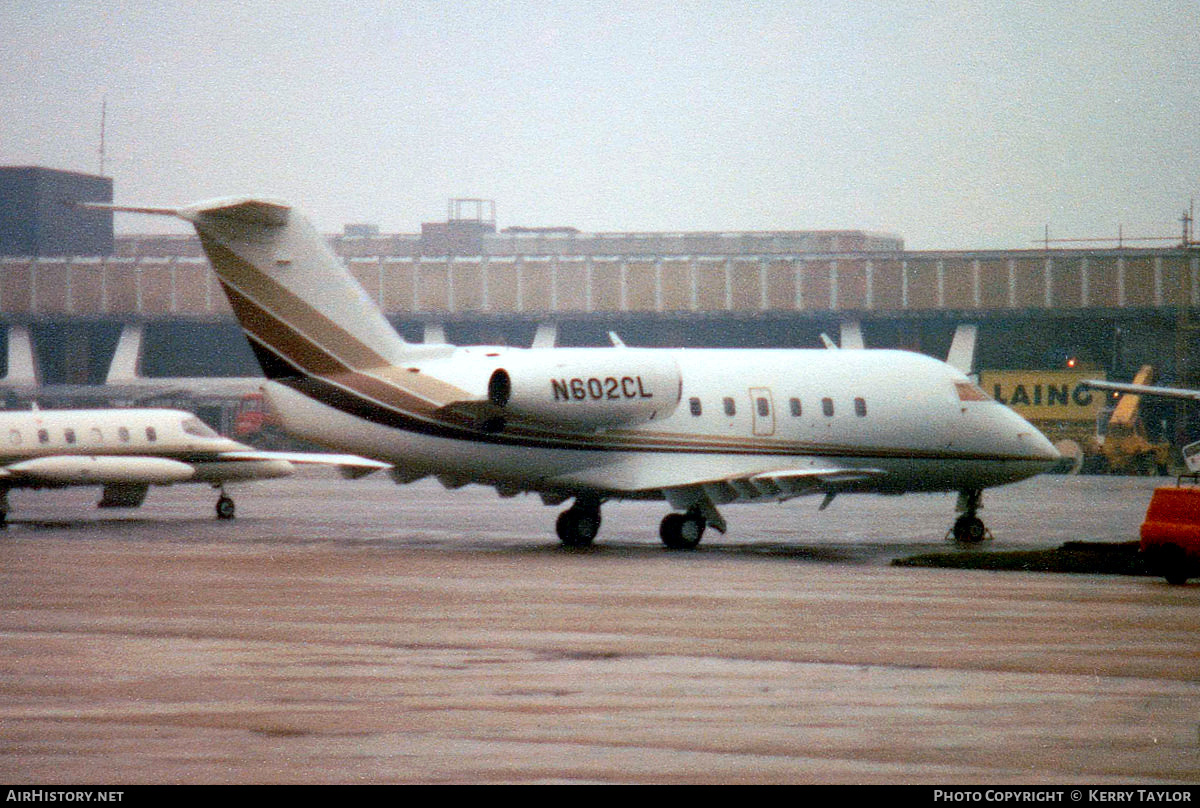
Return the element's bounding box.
[1,474,1197,784]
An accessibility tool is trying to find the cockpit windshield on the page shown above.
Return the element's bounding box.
[181,417,220,438]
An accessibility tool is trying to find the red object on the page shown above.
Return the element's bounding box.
[1139,486,1200,584]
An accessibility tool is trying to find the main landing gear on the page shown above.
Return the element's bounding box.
[659,509,706,550]
[949,489,990,543]
[215,488,236,520]
[555,496,601,547]
[554,497,715,551]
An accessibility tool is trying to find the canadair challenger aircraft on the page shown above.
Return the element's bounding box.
[103,197,1059,548]
[0,405,387,525]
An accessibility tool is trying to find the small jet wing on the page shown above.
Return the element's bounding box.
[219,451,390,479]
[1082,379,1200,403]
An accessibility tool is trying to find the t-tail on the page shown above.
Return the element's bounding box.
[173,197,447,380]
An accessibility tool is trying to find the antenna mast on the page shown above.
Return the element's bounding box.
[98,98,107,177]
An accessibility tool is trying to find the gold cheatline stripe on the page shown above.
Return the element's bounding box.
[206,240,1051,462]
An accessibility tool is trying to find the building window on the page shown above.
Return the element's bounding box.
[821,398,834,417]
[854,397,867,417]
[689,397,702,416]
[789,397,802,417]
[723,397,736,416]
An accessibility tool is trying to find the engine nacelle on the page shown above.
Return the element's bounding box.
[486,349,682,430]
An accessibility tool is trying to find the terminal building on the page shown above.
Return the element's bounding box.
[1,167,1197,463]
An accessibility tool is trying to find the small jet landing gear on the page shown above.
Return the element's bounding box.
[556,496,601,547]
[215,489,236,520]
[659,509,706,550]
[948,489,990,543]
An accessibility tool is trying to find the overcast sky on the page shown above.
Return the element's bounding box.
[2,1,1197,249]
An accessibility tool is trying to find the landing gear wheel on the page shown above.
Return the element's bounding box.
[556,501,601,548]
[951,514,987,543]
[216,494,236,520]
[1149,544,1193,585]
[660,511,706,550]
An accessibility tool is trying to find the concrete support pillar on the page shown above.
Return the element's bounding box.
[106,322,144,384]
[3,325,39,385]
[423,323,446,344]
[839,320,864,349]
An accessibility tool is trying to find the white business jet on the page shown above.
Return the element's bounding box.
[0,404,387,525]
[101,197,1059,547]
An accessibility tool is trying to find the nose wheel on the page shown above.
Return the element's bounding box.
[215,490,236,520]
[948,489,990,543]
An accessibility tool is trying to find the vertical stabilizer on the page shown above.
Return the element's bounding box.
[178,197,440,379]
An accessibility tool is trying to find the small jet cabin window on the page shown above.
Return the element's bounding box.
[64,428,76,444]
[37,429,49,444]
[821,398,834,417]
[118,427,130,443]
[789,397,802,417]
[8,429,21,446]
[689,397,702,417]
[854,397,867,417]
[756,397,770,418]
[89,428,104,444]
[723,397,736,417]
[145,426,157,442]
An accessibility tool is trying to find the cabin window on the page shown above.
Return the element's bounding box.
[37,429,49,444]
[689,397,702,417]
[118,427,130,443]
[789,397,802,417]
[723,397,736,417]
[756,397,770,417]
[90,427,104,444]
[145,427,157,442]
[854,397,867,417]
[8,429,21,446]
[64,428,76,444]
[821,398,834,417]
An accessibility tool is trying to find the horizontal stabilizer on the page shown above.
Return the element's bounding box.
[181,197,292,226]
[82,198,293,228]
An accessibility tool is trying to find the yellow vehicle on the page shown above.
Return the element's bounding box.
[1093,366,1172,475]
[980,366,1170,475]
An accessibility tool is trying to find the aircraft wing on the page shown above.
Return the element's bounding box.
[670,465,888,505]
[0,455,196,484]
[218,451,391,479]
[553,452,887,502]
[1082,380,1200,402]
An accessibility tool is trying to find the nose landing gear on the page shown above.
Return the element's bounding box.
[949,489,991,543]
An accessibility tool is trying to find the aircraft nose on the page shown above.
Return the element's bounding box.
[1003,407,1060,462]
